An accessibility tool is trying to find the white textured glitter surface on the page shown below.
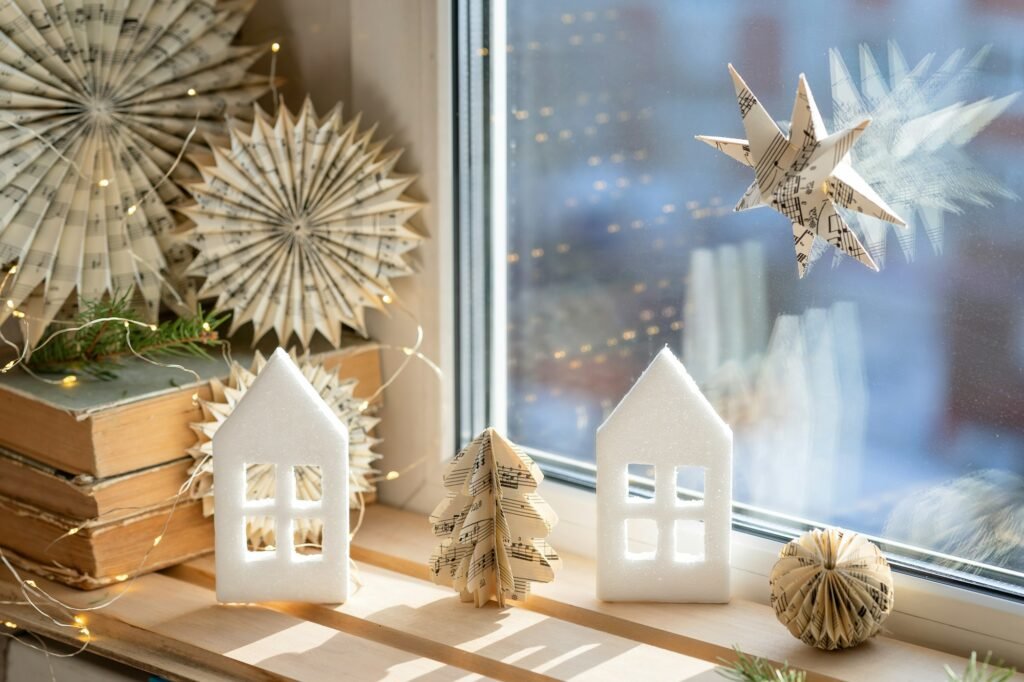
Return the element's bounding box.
[213,348,349,603]
[597,347,732,602]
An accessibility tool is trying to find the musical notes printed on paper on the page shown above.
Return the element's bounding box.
[696,64,905,278]
[428,427,560,607]
[184,99,425,348]
[0,0,270,343]
[769,528,893,650]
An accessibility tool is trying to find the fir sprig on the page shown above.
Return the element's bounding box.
[717,648,806,682]
[718,647,1015,682]
[946,652,1015,682]
[26,293,227,380]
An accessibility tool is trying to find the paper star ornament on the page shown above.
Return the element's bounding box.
[184,100,425,348]
[0,0,270,343]
[697,65,906,277]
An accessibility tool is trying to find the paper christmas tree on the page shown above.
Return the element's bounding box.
[429,428,560,607]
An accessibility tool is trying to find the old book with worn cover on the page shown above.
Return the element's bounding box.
[0,341,380,478]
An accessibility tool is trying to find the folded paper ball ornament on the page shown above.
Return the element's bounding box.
[596,347,733,603]
[770,528,894,649]
[213,348,349,604]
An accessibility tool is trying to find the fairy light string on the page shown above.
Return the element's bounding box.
[0,37,445,652]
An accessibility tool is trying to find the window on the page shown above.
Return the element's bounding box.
[456,0,1024,599]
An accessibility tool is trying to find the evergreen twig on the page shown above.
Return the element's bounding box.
[25,293,227,380]
[717,647,806,682]
[945,651,1015,682]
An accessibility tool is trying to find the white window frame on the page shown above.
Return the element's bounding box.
[349,0,1024,668]
[472,0,1024,665]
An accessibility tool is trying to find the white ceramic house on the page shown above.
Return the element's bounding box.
[213,348,350,603]
[596,347,732,602]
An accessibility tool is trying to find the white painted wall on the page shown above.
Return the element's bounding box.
[242,1,452,515]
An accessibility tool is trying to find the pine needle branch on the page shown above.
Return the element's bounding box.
[25,293,227,380]
[717,647,806,682]
[945,652,1015,682]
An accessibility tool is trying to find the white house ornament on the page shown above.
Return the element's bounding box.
[189,349,379,550]
[596,347,732,603]
[184,99,426,348]
[696,64,906,277]
[769,528,893,650]
[0,0,270,343]
[429,428,560,607]
[213,348,349,604]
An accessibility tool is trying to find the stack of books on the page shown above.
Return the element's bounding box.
[0,342,380,589]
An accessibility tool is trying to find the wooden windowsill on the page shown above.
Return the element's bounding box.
[0,503,1015,681]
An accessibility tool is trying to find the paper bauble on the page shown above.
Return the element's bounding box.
[0,0,270,342]
[189,350,380,550]
[184,99,426,348]
[769,528,893,650]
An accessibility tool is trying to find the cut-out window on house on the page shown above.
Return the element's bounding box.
[245,516,276,553]
[294,465,323,502]
[675,466,705,503]
[245,463,276,502]
[625,517,657,560]
[674,520,706,563]
[293,518,323,557]
[626,462,655,501]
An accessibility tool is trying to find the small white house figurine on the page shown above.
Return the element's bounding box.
[596,347,732,602]
[213,348,350,603]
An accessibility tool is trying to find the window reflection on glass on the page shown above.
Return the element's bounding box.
[502,1,1024,581]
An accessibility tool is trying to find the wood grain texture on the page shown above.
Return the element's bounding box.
[174,557,718,682]
[0,565,476,681]
[352,504,999,682]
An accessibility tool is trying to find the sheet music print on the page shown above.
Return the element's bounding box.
[769,528,893,650]
[0,0,270,343]
[697,64,906,278]
[428,428,560,607]
[184,99,425,348]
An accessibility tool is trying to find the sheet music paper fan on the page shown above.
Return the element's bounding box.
[184,99,426,348]
[188,349,381,548]
[429,428,561,607]
[0,0,270,343]
[769,528,894,650]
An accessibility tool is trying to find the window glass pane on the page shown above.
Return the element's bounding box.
[502,0,1024,588]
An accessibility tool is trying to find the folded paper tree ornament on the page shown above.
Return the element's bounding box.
[213,348,349,604]
[189,349,380,549]
[184,99,426,348]
[696,64,906,277]
[770,528,893,650]
[429,428,560,607]
[0,0,270,343]
[597,347,732,603]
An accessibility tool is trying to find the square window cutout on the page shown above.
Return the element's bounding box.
[293,518,323,558]
[245,463,276,502]
[294,465,323,502]
[674,520,706,563]
[245,515,276,553]
[675,465,705,503]
[626,462,656,501]
[625,518,657,560]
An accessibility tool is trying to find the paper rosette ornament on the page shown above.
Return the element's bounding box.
[188,350,380,549]
[429,428,561,607]
[184,99,426,348]
[769,528,894,650]
[0,0,270,343]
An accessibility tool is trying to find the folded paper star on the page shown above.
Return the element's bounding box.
[697,64,906,277]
